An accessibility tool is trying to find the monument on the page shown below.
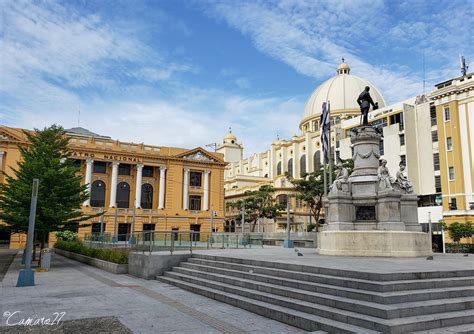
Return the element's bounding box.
[318,108,432,257]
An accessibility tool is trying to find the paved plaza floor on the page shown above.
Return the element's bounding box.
[0,249,302,334]
[187,247,474,273]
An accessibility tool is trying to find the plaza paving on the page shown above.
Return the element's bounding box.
[0,249,302,334]
[185,247,474,273]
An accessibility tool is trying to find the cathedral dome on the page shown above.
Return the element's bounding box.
[300,62,385,129]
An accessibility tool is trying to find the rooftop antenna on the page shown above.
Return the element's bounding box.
[422,51,426,95]
[460,55,468,77]
[342,57,345,63]
[205,143,217,152]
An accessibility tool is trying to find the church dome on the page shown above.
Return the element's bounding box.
[223,128,237,144]
[300,62,385,129]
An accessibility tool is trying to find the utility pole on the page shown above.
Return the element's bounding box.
[99,209,104,235]
[129,206,136,245]
[112,204,118,243]
[17,179,39,287]
[241,205,245,234]
[210,208,214,233]
[283,196,294,248]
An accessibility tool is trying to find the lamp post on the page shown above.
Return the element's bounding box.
[112,204,118,243]
[241,205,245,234]
[283,195,294,248]
[17,179,39,287]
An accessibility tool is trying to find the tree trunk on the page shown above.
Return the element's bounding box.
[39,233,46,267]
[251,220,256,232]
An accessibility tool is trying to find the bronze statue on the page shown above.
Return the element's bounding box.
[357,86,378,125]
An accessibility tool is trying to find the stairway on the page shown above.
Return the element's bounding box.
[157,254,474,333]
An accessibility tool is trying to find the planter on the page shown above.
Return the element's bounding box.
[54,248,128,274]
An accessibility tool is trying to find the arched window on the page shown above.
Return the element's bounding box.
[300,155,306,177]
[287,159,293,177]
[116,182,130,208]
[276,194,288,207]
[276,161,282,175]
[141,183,153,209]
[90,180,106,207]
[314,151,321,171]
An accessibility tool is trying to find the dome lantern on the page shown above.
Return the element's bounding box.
[337,58,350,75]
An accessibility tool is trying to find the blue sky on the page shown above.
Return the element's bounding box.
[1,0,473,156]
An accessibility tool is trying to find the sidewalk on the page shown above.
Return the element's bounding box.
[0,252,302,334]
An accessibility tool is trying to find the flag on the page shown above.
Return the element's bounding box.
[320,102,330,163]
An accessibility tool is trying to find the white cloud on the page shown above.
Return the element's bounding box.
[204,0,472,103]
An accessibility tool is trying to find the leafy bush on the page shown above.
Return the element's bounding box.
[55,231,78,241]
[54,240,128,264]
[445,243,474,254]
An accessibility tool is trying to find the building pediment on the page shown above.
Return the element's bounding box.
[175,148,223,163]
[0,128,27,143]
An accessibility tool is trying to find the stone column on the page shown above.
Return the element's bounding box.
[182,168,190,210]
[83,159,94,207]
[109,162,119,207]
[305,132,312,173]
[158,166,166,209]
[0,151,4,172]
[203,171,210,211]
[134,163,143,209]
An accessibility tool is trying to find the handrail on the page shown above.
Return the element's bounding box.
[83,231,264,253]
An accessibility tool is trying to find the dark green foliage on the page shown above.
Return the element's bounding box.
[445,243,474,254]
[54,240,129,264]
[0,125,98,246]
[226,184,284,232]
[442,221,474,252]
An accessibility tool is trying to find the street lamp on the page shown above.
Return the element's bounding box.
[283,195,294,248]
[17,179,39,287]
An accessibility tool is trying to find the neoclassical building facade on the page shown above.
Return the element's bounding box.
[0,126,226,249]
[222,61,473,242]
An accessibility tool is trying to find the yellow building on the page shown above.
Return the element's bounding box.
[429,72,474,243]
[0,126,226,249]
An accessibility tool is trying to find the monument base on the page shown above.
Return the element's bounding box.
[317,230,432,257]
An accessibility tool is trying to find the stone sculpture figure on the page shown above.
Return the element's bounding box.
[377,159,394,191]
[357,86,378,125]
[395,163,414,193]
[330,163,349,193]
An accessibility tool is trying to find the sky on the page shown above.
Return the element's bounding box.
[1,0,473,156]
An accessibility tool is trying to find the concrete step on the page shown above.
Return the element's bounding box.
[187,257,474,293]
[411,323,474,333]
[193,254,474,281]
[172,266,474,319]
[181,261,474,304]
[163,270,474,333]
[158,275,380,334]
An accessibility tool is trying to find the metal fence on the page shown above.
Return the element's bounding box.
[83,231,264,254]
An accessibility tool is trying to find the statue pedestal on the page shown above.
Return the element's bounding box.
[319,126,432,257]
[318,231,432,257]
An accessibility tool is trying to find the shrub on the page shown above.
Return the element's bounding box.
[55,231,78,241]
[54,240,128,264]
[445,243,474,254]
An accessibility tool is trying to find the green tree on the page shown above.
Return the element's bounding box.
[289,159,353,232]
[0,125,98,250]
[442,221,474,252]
[226,184,284,232]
